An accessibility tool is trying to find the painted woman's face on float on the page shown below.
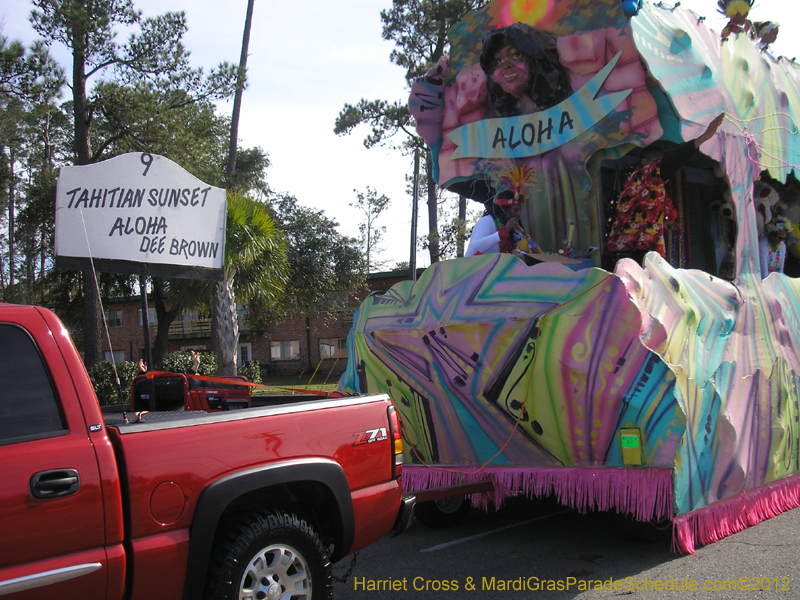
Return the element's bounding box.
[491,45,530,98]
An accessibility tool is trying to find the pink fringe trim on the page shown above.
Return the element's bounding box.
[402,465,674,522]
[673,472,800,554]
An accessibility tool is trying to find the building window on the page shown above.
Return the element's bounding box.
[236,304,251,330]
[138,307,157,326]
[319,338,348,359]
[238,342,252,365]
[104,350,125,363]
[270,340,300,361]
[105,310,123,328]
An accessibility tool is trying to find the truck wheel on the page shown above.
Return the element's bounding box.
[205,510,333,600]
[414,496,471,528]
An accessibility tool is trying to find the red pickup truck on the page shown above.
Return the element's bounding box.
[0,304,413,599]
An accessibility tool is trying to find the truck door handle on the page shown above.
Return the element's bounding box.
[30,469,81,499]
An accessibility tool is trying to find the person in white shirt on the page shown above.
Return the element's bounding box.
[466,187,540,257]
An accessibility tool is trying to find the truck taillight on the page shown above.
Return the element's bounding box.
[387,405,403,479]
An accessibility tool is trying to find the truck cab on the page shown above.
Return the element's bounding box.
[0,306,125,599]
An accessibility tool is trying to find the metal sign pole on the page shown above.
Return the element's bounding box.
[139,274,155,411]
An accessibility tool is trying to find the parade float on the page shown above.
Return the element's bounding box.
[339,0,800,553]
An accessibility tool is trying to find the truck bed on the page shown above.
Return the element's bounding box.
[105,393,386,432]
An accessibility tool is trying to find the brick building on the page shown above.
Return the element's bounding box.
[98,268,420,378]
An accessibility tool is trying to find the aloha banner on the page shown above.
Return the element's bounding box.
[447,52,631,159]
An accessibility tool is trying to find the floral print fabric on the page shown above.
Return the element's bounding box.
[605,163,678,257]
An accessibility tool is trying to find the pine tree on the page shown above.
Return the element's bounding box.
[335,0,483,265]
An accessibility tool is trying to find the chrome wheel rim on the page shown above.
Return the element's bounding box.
[239,543,312,600]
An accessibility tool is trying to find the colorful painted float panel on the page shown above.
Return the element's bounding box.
[340,0,800,553]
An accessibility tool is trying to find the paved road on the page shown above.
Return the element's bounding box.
[333,496,800,599]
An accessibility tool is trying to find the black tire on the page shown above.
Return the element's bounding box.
[414,495,471,528]
[204,510,333,600]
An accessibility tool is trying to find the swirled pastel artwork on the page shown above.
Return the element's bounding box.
[340,0,800,553]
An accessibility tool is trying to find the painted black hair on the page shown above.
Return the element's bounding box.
[479,23,573,117]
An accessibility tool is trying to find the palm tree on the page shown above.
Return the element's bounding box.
[212,0,265,376]
[167,193,288,375]
[212,193,288,375]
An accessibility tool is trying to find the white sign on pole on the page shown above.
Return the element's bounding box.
[55,153,226,280]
